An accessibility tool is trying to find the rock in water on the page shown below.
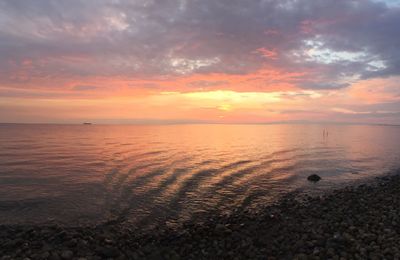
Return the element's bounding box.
[307,174,321,182]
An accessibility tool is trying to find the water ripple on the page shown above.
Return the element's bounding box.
[0,124,399,227]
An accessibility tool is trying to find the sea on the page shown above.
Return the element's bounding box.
[0,123,399,228]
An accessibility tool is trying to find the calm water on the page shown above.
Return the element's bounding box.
[0,124,399,227]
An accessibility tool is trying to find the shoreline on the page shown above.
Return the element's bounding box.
[1,171,400,259]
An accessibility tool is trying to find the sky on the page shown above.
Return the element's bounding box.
[0,0,400,124]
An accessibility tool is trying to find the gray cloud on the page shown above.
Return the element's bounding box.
[300,82,350,90]
[0,0,399,90]
[71,85,98,91]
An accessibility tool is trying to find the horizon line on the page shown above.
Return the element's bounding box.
[1,121,399,127]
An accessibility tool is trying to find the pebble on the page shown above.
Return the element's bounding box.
[60,250,73,260]
[1,173,400,259]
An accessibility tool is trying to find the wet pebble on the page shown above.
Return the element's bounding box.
[1,172,400,259]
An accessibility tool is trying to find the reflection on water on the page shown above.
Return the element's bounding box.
[0,123,399,227]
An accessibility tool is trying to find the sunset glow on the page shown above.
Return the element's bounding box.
[1,0,400,124]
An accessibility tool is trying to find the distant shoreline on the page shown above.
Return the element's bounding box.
[1,122,399,127]
[1,170,400,259]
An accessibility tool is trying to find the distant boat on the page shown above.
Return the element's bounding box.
[83,122,92,125]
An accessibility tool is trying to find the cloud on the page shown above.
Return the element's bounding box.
[300,82,350,90]
[71,85,98,91]
[1,0,400,124]
[0,0,399,93]
[331,107,400,119]
[187,80,228,88]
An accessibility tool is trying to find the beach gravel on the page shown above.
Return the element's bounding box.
[1,172,400,259]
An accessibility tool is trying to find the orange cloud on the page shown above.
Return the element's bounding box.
[347,77,400,104]
[254,48,278,60]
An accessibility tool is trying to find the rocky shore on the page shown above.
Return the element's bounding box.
[2,172,400,260]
